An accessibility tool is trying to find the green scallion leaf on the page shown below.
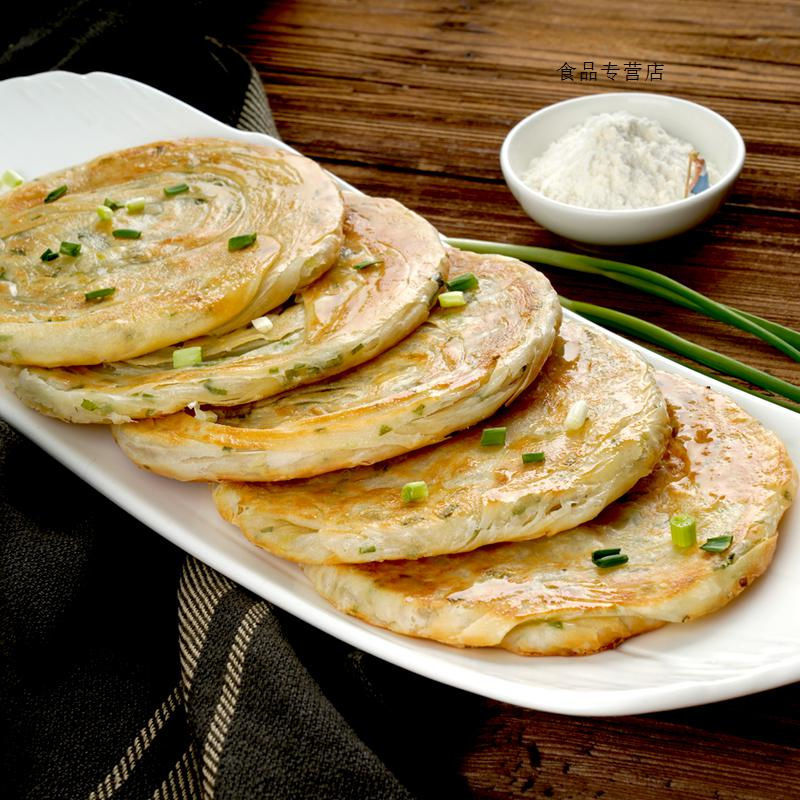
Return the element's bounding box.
[104,198,123,210]
[112,229,141,239]
[379,425,392,436]
[592,547,621,562]
[2,169,24,188]
[228,233,257,251]
[546,621,564,629]
[204,382,227,396]
[480,426,506,446]
[172,346,203,369]
[96,205,113,221]
[438,290,466,308]
[700,535,733,553]
[522,452,545,463]
[446,272,479,292]
[164,183,189,196]
[81,398,98,411]
[670,513,697,549]
[40,248,59,262]
[594,553,629,569]
[401,481,428,503]
[44,185,67,203]
[84,287,116,301]
[352,257,383,270]
[59,241,81,257]
[358,544,377,554]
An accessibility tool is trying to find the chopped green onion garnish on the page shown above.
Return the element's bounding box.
[564,399,589,431]
[401,481,428,503]
[438,290,466,308]
[379,425,392,435]
[480,427,506,446]
[670,513,697,549]
[546,621,564,629]
[522,452,545,463]
[251,316,273,334]
[164,183,189,196]
[172,346,203,369]
[446,272,479,292]
[44,185,67,203]
[592,547,621,562]
[96,205,113,221]
[204,382,227,396]
[112,229,141,239]
[40,248,59,262]
[81,398,98,411]
[84,287,116,301]
[2,169,24,188]
[352,257,383,270]
[59,241,81,257]
[594,553,629,569]
[358,544,377,554]
[228,233,257,251]
[700,535,733,553]
[125,197,146,214]
[103,198,123,210]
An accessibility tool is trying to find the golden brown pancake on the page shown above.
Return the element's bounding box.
[112,249,561,481]
[10,193,446,423]
[305,372,797,655]
[213,320,671,564]
[0,138,343,366]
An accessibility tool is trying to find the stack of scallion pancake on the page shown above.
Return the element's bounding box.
[3,138,795,656]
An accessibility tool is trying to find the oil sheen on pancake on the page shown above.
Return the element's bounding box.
[0,138,344,366]
[305,372,797,655]
[112,250,561,481]
[11,193,446,423]
[213,320,671,564]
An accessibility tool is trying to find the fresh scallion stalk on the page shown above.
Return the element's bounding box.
[96,205,113,221]
[228,233,257,251]
[104,198,123,210]
[401,481,428,503]
[559,296,800,406]
[447,238,800,361]
[40,248,59,262]
[112,229,141,239]
[670,513,697,548]
[480,426,507,446]
[439,290,466,308]
[172,346,202,369]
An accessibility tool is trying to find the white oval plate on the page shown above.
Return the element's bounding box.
[1,71,797,716]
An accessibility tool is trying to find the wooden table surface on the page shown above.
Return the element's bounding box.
[234,2,800,797]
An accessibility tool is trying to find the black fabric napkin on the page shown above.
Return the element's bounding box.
[0,5,485,799]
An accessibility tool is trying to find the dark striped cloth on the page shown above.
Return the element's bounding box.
[0,6,481,799]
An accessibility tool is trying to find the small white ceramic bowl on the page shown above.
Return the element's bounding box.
[500,92,745,246]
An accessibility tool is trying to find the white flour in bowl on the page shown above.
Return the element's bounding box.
[521,111,718,210]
